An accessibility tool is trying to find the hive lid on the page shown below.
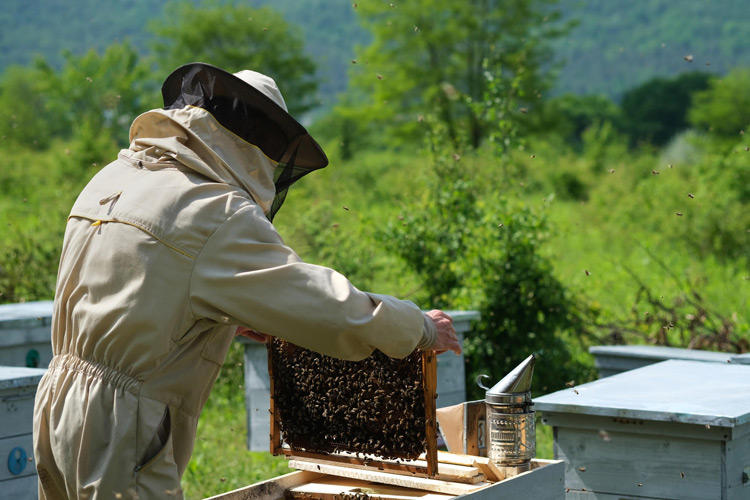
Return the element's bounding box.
[0,366,47,390]
[534,360,750,428]
[487,354,535,396]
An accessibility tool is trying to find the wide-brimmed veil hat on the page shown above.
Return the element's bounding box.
[161,62,328,220]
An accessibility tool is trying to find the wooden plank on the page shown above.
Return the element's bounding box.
[288,460,490,496]
[204,470,322,500]
[463,401,486,456]
[423,350,438,477]
[725,432,750,499]
[0,434,36,481]
[555,426,722,499]
[266,341,281,455]
[287,455,484,484]
[420,451,503,482]
[453,460,565,500]
[542,411,736,442]
[287,476,454,499]
[0,474,38,500]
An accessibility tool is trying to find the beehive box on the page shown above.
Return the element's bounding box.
[267,338,439,475]
[535,360,750,499]
[0,301,54,368]
[1,366,47,499]
[205,458,565,499]
[588,345,733,378]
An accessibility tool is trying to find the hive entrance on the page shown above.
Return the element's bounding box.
[268,338,438,475]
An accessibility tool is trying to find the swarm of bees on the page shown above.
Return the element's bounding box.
[270,339,427,459]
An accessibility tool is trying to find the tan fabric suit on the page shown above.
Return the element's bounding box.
[33,106,434,499]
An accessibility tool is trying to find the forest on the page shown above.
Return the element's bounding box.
[0,1,748,498]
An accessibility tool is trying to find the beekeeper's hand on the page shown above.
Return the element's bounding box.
[426,310,461,356]
[235,326,269,343]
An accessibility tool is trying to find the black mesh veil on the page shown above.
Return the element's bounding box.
[161,63,328,220]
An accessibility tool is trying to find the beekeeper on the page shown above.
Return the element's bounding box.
[33,62,461,499]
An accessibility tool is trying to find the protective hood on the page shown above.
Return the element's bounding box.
[159,62,328,220]
[128,106,278,214]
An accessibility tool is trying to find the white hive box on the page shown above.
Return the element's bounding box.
[0,301,54,368]
[240,310,479,452]
[588,345,733,378]
[535,360,750,499]
[1,366,47,499]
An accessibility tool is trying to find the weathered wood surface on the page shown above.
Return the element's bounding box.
[0,474,38,500]
[203,470,323,500]
[453,459,565,500]
[288,459,489,496]
[286,476,454,499]
[554,426,722,499]
[0,300,53,327]
[207,459,565,499]
[266,342,281,456]
[535,360,750,428]
[423,350,438,476]
[541,412,739,441]
[287,454,484,484]
[0,367,46,391]
[725,432,750,499]
[0,434,36,481]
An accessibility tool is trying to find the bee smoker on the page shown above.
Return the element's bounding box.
[478,354,536,477]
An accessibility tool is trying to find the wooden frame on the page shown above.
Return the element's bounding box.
[268,343,439,477]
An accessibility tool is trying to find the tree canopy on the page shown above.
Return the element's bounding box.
[347,0,568,148]
[149,2,318,116]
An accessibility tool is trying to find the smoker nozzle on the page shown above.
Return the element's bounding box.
[487,354,535,396]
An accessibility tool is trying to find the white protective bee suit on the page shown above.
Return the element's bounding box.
[33,64,436,499]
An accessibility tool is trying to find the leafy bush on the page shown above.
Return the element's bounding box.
[379,125,593,396]
[689,67,750,137]
[621,71,713,146]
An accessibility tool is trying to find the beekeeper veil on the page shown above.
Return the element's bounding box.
[161,62,328,220]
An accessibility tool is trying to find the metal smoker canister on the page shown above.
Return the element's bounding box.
[482,354,536,477]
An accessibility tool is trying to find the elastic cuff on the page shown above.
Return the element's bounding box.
[416,313,437,350]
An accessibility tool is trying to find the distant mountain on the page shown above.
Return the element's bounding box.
[1,0,748,105]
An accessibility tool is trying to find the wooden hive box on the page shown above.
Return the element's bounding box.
[0,301,54,368]
[535,360,750,499]
[0,366,47,499]
[205,458,565,499]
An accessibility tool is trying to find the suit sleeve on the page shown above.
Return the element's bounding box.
[189,204,433,360]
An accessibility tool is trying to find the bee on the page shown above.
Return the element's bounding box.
[688,193,695,199]
[651,170,660,175]
[584,270,591,276]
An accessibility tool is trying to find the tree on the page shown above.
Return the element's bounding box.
[34,42,155,144]
[689,68,750,137]
[150,2,318,116]
[0,42,153,149]
[620,71,712,146]
[0,65,55,148]
[348,0,568,148]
